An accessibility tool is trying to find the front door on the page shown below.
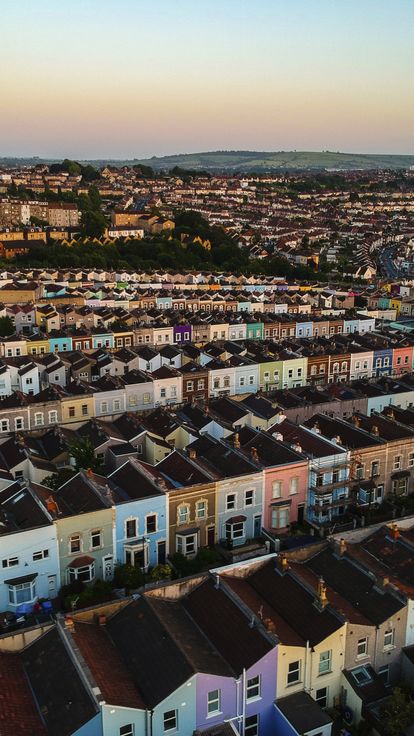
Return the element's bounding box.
[103,555,113,581]
[253,515,262,538]
[157,540,166,565]
[47,575,56,596]
[297,505,305,524]
[207,526,215,547]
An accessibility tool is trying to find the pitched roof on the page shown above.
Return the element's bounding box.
[21,628,97,736]
[106,597,194,708]
[183,578,273,672]
[0,652,46,735]
[71,622,146,709]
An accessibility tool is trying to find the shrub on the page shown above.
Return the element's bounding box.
[113,563,144,590]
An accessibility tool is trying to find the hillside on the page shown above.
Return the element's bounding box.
[130,150,414,172]
[2,150,414,172]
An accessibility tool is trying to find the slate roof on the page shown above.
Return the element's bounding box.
[270,419,347,459]
[276,691,332,733]
[304,413,383,449]
[238,427,304,467]
[188,435,259,479]
[183,578,273,673]
[156,450,213,487]
[304,547,404,626]
[109,458,166,500]
[0,482,51,535]
[21,628,97,736]
[239,559,343,647]
[107,597,194,708]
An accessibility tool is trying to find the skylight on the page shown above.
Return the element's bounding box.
[351,666,372,686]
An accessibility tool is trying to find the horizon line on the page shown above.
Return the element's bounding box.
[2,148,414,162]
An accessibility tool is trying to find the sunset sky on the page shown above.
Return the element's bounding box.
[2,0,414,159]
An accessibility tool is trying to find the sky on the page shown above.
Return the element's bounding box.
[1,0,414,159]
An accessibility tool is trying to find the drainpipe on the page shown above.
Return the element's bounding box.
[304,640,310,693]
[146,709,152,736]
[235,677,241,732]
[373,626,379,671]
[241,668,246,736]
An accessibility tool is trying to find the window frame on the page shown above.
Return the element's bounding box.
[69,533,82,555]
[244,714,259,736]
[287,660,301,685]
[145,514,157,534]
[246,674,261,701]
[8,579,37,606]
[318,650,332,675]
[90,529,103,550]
[384,629,395,650]
[226,493,236,511]
[163,709,177,733]
[207,688,221,716]
[68,562,95,584]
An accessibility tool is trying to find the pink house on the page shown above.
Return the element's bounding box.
[392,344,414,376]
[237,427,308,532]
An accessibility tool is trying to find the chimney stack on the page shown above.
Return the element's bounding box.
[389,522,400,541]
[250,446,259,462]
[339,537,347,557]
[371,424,379,436]
[315,577,328,610]
[188,448,197,460]
[277,553,288,574]
[233,432,240,449]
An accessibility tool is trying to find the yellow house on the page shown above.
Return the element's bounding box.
[389,297,402,315]
[221,557,347,712]
[60,391,95,424]
[27,335,50,356]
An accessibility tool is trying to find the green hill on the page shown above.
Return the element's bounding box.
[130,150,414,172]
[2,150,414,172]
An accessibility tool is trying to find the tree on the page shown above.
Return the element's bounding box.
[87,185,101,211]
[43,467,75,491]
[69,437,104,474]
[0,316,14,337]
[80,209,107,238]
[382,688,414,736]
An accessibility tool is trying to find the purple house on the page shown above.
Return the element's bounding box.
[173,322,192,344]
[183,577,278,736]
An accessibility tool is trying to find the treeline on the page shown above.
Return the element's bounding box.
[8,211,329,280]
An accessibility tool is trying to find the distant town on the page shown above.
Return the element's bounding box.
[1,159,414,281]
[1,159,414,736]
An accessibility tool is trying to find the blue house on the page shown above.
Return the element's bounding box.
[91,329,114,350]
[157,295,173,310]
[372,346,393,376]
[108,458,168,570]
[48,331,73,353]
[0,481,60,612]
[295,320,313,338]
[343,317,360,334]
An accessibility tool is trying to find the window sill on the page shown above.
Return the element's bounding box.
[206,712,222,719]
[286,681,301,688]
[246,696,262,704]
[383,645,396,652]
[356,654,369,661]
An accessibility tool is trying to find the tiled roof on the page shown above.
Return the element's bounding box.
[0,652,46,736]
[71,622,145,709]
